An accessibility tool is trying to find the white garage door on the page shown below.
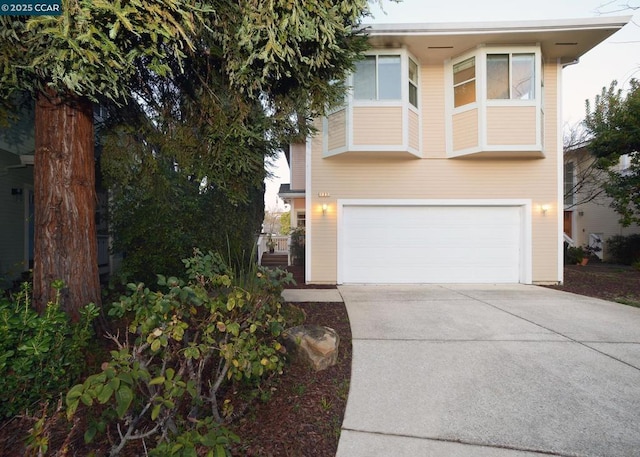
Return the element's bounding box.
[340,204,523,283]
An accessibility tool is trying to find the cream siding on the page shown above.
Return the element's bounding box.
[452,109,479,152]
[327,109,347,152]
[309,59,562,284]
[408,110,420,151]
[422,64,446,158]
[487,106,537,145]
[290,143,306,190]
[352,106,403,146]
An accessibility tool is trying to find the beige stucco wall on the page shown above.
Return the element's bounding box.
[307,59,561,284]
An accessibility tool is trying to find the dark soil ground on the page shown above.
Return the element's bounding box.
[2,262,638,456]
[545,262,640,307]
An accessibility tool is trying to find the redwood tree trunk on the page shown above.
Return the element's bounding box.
[33,91,101,320]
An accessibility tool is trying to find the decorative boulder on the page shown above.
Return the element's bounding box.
[282,325,340,371]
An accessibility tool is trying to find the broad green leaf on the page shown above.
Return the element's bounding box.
[149,376,165,386]
[115,385,133,418]
[97,384,114,404]
[151,403,161,420]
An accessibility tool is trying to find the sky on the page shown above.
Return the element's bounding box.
[264,0,640,210]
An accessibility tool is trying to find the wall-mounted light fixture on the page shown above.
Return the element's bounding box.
[322,203,328,215]
[11,188,23,196]
[541,204,550,215]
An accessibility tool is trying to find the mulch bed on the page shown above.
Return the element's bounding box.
[284,265,337,289]
[230,301,351,456]
[545,262,640,304]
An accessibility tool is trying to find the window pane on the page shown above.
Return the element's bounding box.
[409,83,418,107]
[454,80,476,107]
[354,56,376,100]
[408,58,418,83]
[512,53,535,99]
[453,57,475,85]
[564,162,574,206]
[378,55,401,100]
[487,54,509,99]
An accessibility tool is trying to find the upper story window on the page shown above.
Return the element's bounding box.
[451,47,540,110]
[453,57,476,107]
[408,58,418,107]
[487,53,535,100]
[564,161,575,206]
[354,55,401,101]
[351,52,419,108]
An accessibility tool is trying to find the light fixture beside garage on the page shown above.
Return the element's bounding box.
[318,192,330,215]
[541,204,550,215]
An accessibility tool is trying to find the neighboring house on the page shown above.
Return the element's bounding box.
[279,17,629,285]
[564,143,640,260]
[0,103,116,288]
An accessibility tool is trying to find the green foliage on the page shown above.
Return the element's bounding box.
[606,234,640,265]
[0,0,202,104]
[585,79,640,225]
[105,164,264,285]
[565,246,585,265]
[0,282,98,418]
[280,211,291,235]
[66,249,293,455]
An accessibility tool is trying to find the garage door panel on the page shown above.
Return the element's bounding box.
[341,205,522,283]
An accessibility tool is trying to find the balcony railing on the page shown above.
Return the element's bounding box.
[257,234,290,265]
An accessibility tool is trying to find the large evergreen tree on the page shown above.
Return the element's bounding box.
[0,0,369,317]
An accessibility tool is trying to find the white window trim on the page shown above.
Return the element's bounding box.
[446,45,543,157]
[335,48,422,157]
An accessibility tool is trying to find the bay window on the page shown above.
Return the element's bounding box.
[453,57,476,107]
[487,53,535,100]
[354,55,401,101]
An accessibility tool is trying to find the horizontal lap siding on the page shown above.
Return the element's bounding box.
[327,109,347,152]
[422,64,446,158]
[309,60,560,284]
[409,110,419,151]
[352,106,403,146]
[487,106,537,145]
[452,109,478,152]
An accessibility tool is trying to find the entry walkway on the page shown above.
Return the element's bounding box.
[335,284,640,456]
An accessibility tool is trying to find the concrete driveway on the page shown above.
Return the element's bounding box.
[335,284,640,457]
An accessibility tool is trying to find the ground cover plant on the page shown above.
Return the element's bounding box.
[2,261,638,455]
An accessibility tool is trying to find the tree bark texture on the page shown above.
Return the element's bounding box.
[33,91,101,320]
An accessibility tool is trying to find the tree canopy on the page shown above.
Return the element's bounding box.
[0,0,372,313]
[584,79,640,226]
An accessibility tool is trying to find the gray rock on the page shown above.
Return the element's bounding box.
[282,325,340,371]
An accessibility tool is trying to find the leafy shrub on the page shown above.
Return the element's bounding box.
[66,249,293,456]
[565,246,585,265]
[0,281,98,418]
[606,234,640,264]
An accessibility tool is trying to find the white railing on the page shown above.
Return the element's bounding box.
[257,234,291,265]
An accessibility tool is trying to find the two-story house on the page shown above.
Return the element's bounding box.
[564,143,640,260]
[279,17,629,285]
